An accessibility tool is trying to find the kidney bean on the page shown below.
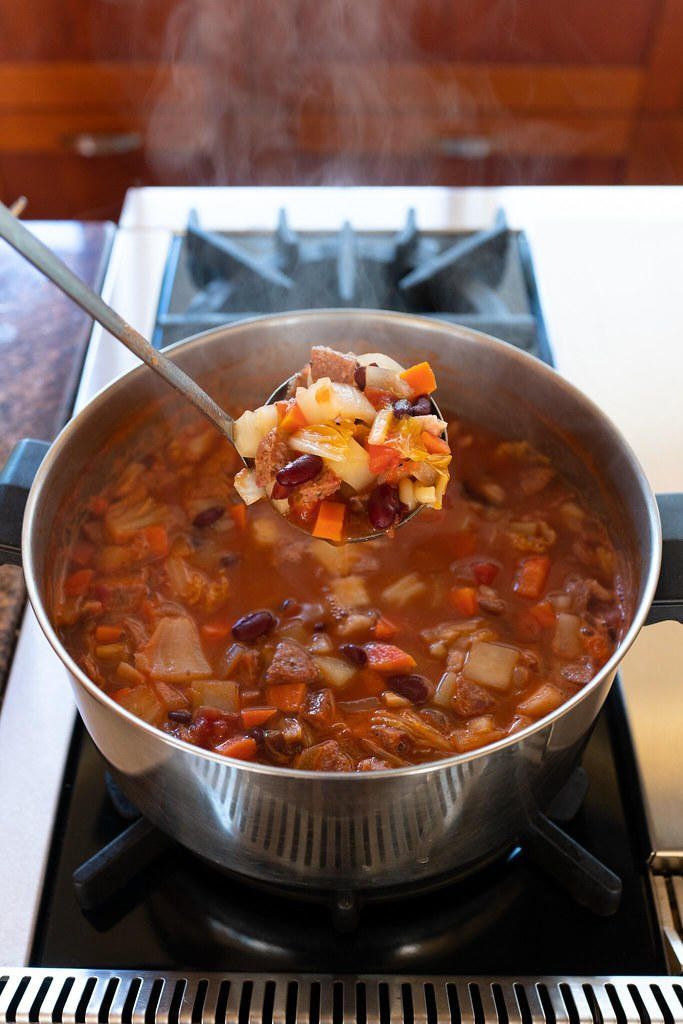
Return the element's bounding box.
[232,609,276,643]
[410,395,432,416]
[388,674,432,704]
[276,454,323,488]
[220,553,240,568]
[249,726,266,747]
[472,562,499,585]
[193,505,225,528]
[271,481,291,500]
[168,708,192,724]
[339,643,368,666]
[368,483,401,530]
[354,365,367,390]
[392,398,413,419]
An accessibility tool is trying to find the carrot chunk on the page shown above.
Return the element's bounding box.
[399,361,437,395]
[200,618,232,641]
[530,600,556,628]
[64,568,94,596]
[449,586,478,616]
[216,736,258,761]
[373,616,399,640]
[312,501,346,542]
[241,707,277,728]
[421,431,450,455]
[95,624,123,643]
[280,400,308,433]
[143,524,169,558]
[266,683,308,712]
[514,555,551,600]
[366,444,402,475]
[364,642,416,673]
[229,503,248,529]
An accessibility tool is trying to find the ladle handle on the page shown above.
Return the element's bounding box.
[0,202,235,442]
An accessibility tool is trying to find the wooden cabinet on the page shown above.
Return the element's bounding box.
[1,0,682,218]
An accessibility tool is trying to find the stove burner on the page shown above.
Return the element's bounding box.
[72,767,621,927]
[152,210,548,359]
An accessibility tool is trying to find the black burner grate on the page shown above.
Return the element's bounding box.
[152,209,551,361]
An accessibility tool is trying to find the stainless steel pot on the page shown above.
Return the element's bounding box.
[0,310,670,892]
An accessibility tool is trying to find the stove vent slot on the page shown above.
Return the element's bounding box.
[1,973,683,1024]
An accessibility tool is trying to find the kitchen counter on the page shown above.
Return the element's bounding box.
[0,221,113,688]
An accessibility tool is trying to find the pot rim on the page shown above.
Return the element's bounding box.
[22,309,663,781]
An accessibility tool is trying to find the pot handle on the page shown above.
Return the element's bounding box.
[648,493,683,623]
[0,439,50,566]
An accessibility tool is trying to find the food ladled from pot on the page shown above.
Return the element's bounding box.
[51,398,627,770]
[232,347,451,541]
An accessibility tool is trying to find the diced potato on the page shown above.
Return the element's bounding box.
[234,468,265,506]
[233,405,279,458]
[454,715,505,752]
[518,683,565,718]
[356,352,405,372]
[434,670,459,707]
[114,684,165,725]
[414,484,437,506]
[381,572,427,607]
[309,539,354,575]
[335,612,376,637]
[296,378,376,424]
[398,477,417,511]
[330,574,371,607]
[553,612,582,657]
[327,438,375,492]
[314,655,356,688]
[190,679,240,713]
[309,632,334,654]
[463,640,519,690]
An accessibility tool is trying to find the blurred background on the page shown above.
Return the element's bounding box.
[1,0,682,219]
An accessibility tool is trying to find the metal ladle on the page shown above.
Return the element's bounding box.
[0,201,442,543]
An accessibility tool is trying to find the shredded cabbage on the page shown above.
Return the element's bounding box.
[289,420,355,462]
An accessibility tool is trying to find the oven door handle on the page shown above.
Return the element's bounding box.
[648,493,683,623]
[0,439,50,566]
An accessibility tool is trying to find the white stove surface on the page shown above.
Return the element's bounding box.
[2,185,683,965]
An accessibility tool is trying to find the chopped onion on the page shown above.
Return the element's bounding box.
[233,405,279,458]
[552,613,582,657]
[365,365,412,397]
[356,352,405,372]
[289,422,353,462]
[314,655,356,688]
[327,437,374,492]
[463,640,519,691]
[367,407,394,445]
[296,377,376,424]
[234,468,265,506]
[434,670,459,707]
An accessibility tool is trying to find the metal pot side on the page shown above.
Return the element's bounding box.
[21,311,661,890]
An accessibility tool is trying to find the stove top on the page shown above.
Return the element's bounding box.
[30,690,664,974]
[152,209,551,361]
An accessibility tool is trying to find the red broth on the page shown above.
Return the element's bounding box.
[50,408,627,771]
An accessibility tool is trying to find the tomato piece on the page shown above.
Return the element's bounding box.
[64,568,94,596]
[472,561,498,585]
[364,643,416,673]
[366,444,402,476]
[373,616,398,640]
[363,387,393,409]
[449,586,478,616]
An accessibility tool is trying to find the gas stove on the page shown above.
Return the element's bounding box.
[2,188,683,1024]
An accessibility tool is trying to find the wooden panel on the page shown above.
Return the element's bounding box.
[0,112,203,153]
[411,0,660,64]
[295,110,633,158]
[0,62,202,112]
[641,0,683,111]
[626,116,683,182]
[275,62,644,115]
